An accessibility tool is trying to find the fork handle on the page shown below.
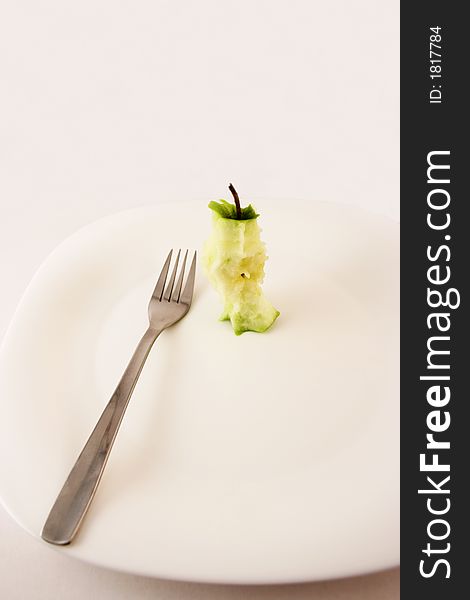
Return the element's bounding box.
[41,326,160,545]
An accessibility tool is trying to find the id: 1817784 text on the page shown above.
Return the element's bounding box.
[429,26,443,104]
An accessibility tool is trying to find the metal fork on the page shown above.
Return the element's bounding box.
[41,249,196,545]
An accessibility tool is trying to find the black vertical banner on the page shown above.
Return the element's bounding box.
[401,2,468,598]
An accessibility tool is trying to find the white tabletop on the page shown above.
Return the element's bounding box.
[0,1,398,597]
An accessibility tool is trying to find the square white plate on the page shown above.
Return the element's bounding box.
[0,201,399,583]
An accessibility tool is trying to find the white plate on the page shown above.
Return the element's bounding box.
[0,201,399,583]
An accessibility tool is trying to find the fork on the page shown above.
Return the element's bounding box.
[41,249,196,545]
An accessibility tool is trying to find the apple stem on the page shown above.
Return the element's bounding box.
[229,183,242,219]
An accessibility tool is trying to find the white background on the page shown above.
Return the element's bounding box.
[0,1,399,598]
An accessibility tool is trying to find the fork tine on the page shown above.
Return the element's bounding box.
[163,249,181,301]
[180,251,197,305]
[171,249,188,302]
[152,250,172,301]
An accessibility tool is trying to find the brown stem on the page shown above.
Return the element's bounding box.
[229,183,242,219]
